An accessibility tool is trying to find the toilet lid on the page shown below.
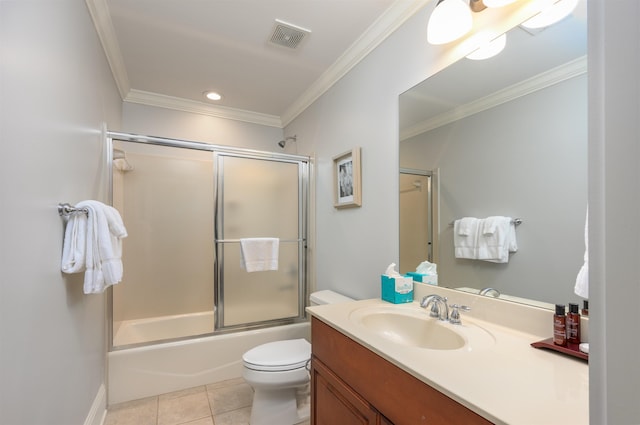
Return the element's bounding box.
[243,339,311,372]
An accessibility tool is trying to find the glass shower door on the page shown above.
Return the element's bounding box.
[215,153,307,329]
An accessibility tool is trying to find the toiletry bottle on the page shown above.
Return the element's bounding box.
[553,304,567,346]
[582,300,589,316]
[567,303,581,345]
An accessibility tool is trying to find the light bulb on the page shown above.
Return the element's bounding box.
[427,0,473,45]
[204,91,222,101]
[466,33,507,60]
[521,0,579,29]
[483,0,519,7]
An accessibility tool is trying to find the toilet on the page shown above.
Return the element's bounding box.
[242,290,354,425]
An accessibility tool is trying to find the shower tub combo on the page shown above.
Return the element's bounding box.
[106,132,310,404]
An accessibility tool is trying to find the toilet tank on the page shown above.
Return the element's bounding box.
[309,290,354,306]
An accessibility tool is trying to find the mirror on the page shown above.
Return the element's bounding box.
[399,2,587,308]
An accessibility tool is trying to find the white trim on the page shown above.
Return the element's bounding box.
[125,90,283,128]
[83,383,107,425]
[400,55,587,141]
[280,0,432,126]
[85,0,130,99]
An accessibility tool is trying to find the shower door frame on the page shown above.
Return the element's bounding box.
[106,131,309,351]
[213,151,309,332]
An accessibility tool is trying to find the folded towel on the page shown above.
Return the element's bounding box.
[477,216,517,263]
[240,238,279,272]
[574,208,589,298]
[454,218,480,259]
[61,200,127,294]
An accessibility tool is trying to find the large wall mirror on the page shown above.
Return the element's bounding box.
[399,1,587,308]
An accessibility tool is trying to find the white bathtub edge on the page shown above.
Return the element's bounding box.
[108,322,311,405]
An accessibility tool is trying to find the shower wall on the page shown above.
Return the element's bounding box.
[112,142,214,326]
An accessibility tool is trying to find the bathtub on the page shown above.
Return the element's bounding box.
[108,317,310,405]
[113,311,215,347]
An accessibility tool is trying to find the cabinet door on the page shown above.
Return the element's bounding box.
[312,357,380,425]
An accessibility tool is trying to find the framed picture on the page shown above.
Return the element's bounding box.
[333,147,362,209]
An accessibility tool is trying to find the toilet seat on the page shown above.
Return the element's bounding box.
[243,338,311,372]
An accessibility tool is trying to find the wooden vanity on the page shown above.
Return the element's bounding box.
[311,318,492,424]
[307,291,589,425]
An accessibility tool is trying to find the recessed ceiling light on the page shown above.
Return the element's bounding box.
[204,91,222,101]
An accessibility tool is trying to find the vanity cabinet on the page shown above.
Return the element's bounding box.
[310,317,492,425]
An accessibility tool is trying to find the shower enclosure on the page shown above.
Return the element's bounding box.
[108,132,309,349]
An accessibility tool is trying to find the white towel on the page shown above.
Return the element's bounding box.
[574,209,589,298]
[240,238,279,272]
[61,200,127,294]
[477,216,517,263]
[454,218,480,259]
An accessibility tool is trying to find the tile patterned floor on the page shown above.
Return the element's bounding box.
[104,378,311,425]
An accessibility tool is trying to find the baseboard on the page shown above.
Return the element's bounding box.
[84,383,107,425]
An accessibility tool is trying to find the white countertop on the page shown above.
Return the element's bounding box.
[307,296,588,425]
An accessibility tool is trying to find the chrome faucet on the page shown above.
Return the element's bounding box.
[420,294,449,321]
[479,287,500,297]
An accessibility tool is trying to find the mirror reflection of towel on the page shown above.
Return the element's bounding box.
[240,238,279,272]
[574,209,589,298]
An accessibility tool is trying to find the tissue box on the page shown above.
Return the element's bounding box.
[405,272,438,286]
[381,275,414,304]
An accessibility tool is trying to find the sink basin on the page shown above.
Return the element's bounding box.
[349,305,495,351]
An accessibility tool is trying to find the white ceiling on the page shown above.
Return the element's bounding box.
[88,0,428,127]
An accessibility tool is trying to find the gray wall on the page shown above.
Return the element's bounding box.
[400,74,588,305]
[0,1,121,424]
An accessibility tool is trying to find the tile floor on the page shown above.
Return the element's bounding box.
[104,378,311,425]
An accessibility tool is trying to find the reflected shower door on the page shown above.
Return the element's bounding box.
[215,153,307,329]
[399,171,432,274]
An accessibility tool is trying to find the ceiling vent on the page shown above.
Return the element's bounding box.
[269,19,311,49]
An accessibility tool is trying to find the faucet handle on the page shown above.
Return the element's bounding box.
[449,304,471,325]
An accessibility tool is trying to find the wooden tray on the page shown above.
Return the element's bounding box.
[531,337,588,361]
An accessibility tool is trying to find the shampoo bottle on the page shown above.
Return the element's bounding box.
[567,303,581,344]
[553,304,567,346]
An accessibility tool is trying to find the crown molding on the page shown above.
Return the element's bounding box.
[85,0,130,99]
[280,0,431,127]
[400,55,587,141]
[125,90,283,128]
[86,0,429,128]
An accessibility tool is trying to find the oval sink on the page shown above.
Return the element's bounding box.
[357,311,464,350]
[349,305,495,351]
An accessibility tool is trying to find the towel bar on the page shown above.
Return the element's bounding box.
[215,238,304,243]
[58,203,89,216]
[448,218,522,226]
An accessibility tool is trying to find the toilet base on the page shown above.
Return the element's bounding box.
[249,385,310,425]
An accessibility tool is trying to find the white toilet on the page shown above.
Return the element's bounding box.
[242,290,354,425]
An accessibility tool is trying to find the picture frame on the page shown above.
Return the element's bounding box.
[333,147,362,209]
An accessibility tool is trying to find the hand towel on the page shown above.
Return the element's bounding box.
[61,200,127,294]
[454,218,480,259]
[240,238,279,272]
[477,216,517,263]
[574,208,589,298]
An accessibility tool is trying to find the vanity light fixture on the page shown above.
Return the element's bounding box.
[466,33,507,60]
[204,91,223,101]
[427,0,473,45]
[482,0,518,7]
[427,0,488,45]
[521,0,579,29]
